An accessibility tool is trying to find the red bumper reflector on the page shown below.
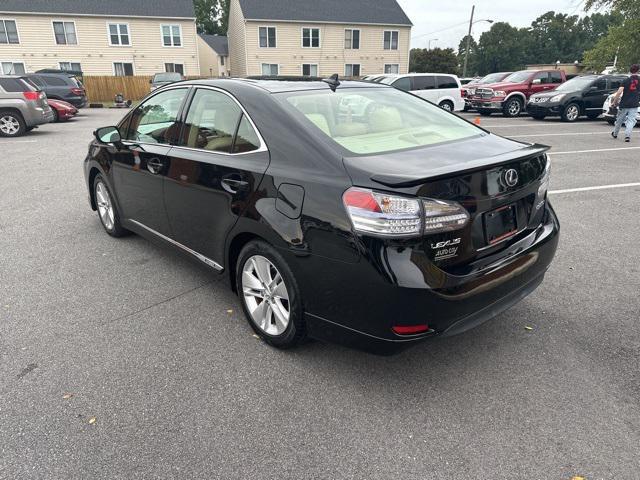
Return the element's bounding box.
[392,324,429,335]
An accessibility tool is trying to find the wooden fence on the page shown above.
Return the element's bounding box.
[82,75,153,103]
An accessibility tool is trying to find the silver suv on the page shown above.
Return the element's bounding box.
[0,75,54,137]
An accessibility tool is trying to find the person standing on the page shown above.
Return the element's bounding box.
[612,64,640,142]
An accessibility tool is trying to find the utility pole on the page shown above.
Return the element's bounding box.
[462,4,475,78]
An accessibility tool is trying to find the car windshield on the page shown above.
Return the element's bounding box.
[503,71,532,83]
[153,73,182,83]
[480,73,507,84]
[279,87,482,155]
[554,76,597,92]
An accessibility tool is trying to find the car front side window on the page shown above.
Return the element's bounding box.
[125,88,188,144]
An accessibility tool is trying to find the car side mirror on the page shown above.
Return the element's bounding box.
[532,78,542,85]
[94,126,123,148]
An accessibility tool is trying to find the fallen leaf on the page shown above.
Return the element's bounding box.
[62,393,74,400]
[252,334,260,339]
[88,417,96,425]
[226,309,233,313]
[524,326,533,331]
[571,476,585,480]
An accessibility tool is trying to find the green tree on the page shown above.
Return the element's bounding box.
[474,23,528,74]
[410,48,459,74]
[457,35,479,76]
[194,0,230,35]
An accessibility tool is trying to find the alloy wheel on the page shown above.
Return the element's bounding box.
[440,102,453,112]
[95,181,115,231]
[242,255,290,336]
[0,115,20,136]
[507,100,521,116]
[565,105,579,121]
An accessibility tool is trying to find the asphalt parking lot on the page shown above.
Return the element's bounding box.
[1,108,639,479]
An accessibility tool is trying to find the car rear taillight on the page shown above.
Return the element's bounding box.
[22,91,40,101]
[343,188,471,237]
[343,188,422,236]
[423,199,470,233]
[70,87,84,96]
[537,156,551,198]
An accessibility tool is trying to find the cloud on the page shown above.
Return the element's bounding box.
[398,0,585,50]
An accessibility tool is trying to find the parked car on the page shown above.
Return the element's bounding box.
[84,78,559,354]
[527,74,627,122]
[378,73,465,111]
[461,72,513,111]
[469,69,567,117]
[150,72,185,92]
[48,98,78,122]
[0,75,54,137]
[25,72,87,108]
[602,89,640,126]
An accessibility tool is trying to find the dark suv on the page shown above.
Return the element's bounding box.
[527,74,627,122]
[25,73,87,108]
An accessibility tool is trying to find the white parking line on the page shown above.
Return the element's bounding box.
[549,146,640,155]
[1,140,38,144]
[550,183,640,194]
[510,132,610,138]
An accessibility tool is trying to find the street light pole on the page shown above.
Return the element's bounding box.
[462,4,475,78]
[428,38,438,50]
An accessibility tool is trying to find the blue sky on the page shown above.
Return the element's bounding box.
[398,0,589,50]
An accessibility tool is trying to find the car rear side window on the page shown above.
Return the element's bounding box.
[412,76,435,90]
[436,76,458,89]
[43,76,69,87]
[125,88,188,144]
[0,78,30,92]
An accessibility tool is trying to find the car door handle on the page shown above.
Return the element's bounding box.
[221,175,249,193]
[147,158,163,174]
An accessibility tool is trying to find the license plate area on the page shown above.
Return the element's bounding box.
[484,204,518,245]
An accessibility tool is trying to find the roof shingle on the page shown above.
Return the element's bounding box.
[238,0,412,26]
[0,0,195,18]
[199,34,229,56]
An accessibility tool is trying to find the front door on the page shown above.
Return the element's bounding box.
[584,77,608,113]
[163,87,270,267]
[112,87,189,235]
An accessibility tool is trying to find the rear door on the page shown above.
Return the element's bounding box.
[113,87,189,235]
[163,87,270,267]
[410,75,437,102]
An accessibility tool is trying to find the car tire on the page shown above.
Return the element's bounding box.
[93,174,129,237]
[0,110,26,137]
[439,100,454,112]
[531,114,546,120]
[502,98,523,117]
[561,103,581,122]
[52,109,59,122]
[478,109,492,116]
[236,240,306,349]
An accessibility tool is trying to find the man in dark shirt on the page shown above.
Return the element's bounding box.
[612,64,640,142]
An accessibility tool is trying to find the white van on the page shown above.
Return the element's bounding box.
[378,73,465,112]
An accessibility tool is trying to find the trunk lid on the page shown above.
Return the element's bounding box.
[343,135,550,270]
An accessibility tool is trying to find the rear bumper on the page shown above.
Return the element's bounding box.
[298,203,560,355]
[23,106,55,126]
[65,96,87,108]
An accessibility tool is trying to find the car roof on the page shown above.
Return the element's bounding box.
[181,77,391,94]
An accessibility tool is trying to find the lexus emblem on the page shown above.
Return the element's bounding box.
[503,169,519,187]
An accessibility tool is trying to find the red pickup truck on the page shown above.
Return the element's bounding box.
[469,69,567,117]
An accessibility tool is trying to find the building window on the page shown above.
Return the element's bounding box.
[344,29,360,49]
[161,24,182,47]
[302,64,318,77]
[108,23,130,46]
[114,62,134,76]
[165,63,184,75]
[220,56,225,66]
[1,61,25,74]
[261,63,278,76]
[383,30,398,50]
[302,28,320,48]
[384,64,399,74]
[53,21,77,45]
[259,27,276,48]
[0,20,19,44]
[59,62,81,72]
[345,64,360,77]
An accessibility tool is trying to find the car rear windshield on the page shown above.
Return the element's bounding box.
[0,77,34,92]
[504,71,532,83]
[153,73,182,83]
[279,87,481,155]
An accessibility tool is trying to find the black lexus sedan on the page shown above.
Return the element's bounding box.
[527,74,627,122]
[84,77,559,354]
